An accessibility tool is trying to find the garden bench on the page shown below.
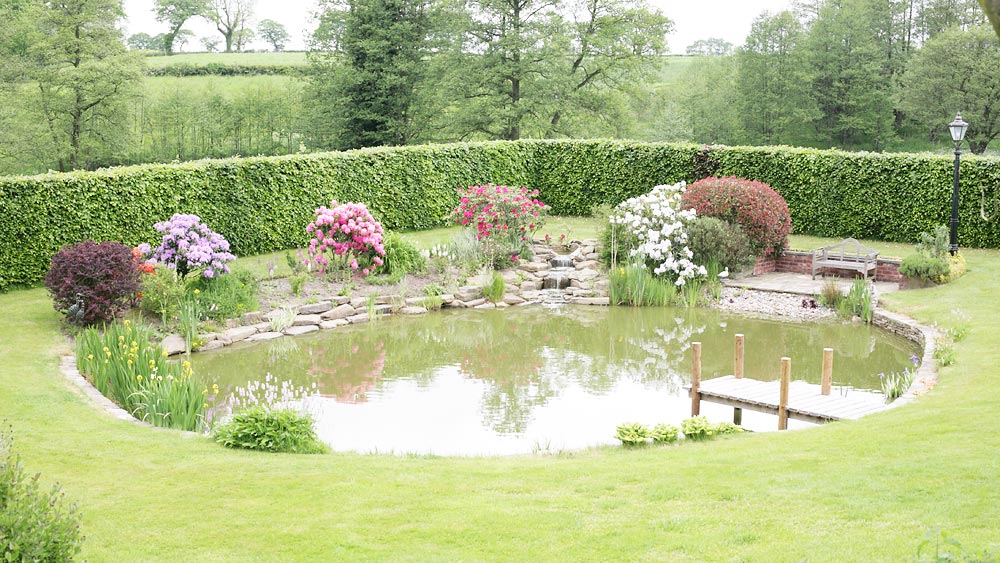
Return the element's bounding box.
[811,238,879,281]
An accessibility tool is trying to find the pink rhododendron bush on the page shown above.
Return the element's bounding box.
[449,184,548,268]
[307,201,386,276]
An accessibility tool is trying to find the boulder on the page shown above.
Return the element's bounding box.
[195,339,226,352]
[319,319,349,330]
[519,261,550,273]
[223,325,258,343]
[575,260,599,270]
[160,334,187,356]
[503,293,526,305]
[241,311,264,325]
[519,280,542,292]
[293,314,322,326]
[321,304,355,320]
[247,331,285,342]
[346,313,370,324]
[284,325,319,336]
[571,268,600,282]
[298,301,332,315]
[455,286,483,301]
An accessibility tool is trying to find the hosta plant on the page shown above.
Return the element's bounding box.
[651,423,680,444]
[615,422,651,446]
[681,415,715,441]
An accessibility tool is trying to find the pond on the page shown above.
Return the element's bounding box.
[193,305,921,456]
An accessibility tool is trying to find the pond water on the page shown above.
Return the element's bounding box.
[193,305,920,456]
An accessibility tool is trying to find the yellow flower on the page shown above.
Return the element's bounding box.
[131,341,137,347]
[202,403,208,408]
[136,374,142,381]
[118,335,124,341]
[193,289,200,295]
[87,354,94,360]
[127,360,133,366]
[104,360,109,365]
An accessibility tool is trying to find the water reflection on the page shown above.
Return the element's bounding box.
[193,305,919,455]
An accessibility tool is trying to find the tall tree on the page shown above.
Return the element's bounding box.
[901,25,1000,153]
[736,11,817,145]
[257,18,289,51]
[982,0,1000,36]
[208,0,254,52]
[686,38,732,56]
[805,0,897,150]
[455,0,670,140]
[23,0,143,171]
[918,0,985,39]
[155,0,208,55]
[308,0,433,149]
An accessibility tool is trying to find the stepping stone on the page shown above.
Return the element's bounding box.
[293,314,322,326]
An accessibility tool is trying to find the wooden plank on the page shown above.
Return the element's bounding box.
[691,342,702,416]
[778,358,790,430]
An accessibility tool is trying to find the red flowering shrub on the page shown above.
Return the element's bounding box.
[44,241,142,325]
[681,177,791,257]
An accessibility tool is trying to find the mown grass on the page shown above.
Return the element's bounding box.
[2,230,998,561]
[143,75,302,99]
[144,51,310,68]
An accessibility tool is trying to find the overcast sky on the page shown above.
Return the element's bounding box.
[122,0,795,54]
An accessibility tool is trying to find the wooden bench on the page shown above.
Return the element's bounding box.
[811,238,879,281]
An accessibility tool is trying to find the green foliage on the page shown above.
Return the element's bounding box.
[0,425,84,562]
[213,406,329,454]
[712,421,743,435]
[685,217,756,272]
[650,423,680,444]
[680,415,715,441]
[139,265,187,324]
[289,273,310,296]
[75,321,205,431]
[818,278,843,308]
[917,225,951,261]
[614,422,650,446]
[881,368,916,404]
[373,232,426,284]
[837,279,874,323]
[934,336,957,366]
[610,264,678,307]
[6,140,1000,291]
[482,271,506,303]
[900,253,951,283]
[916,529,1000,563]
[191,270,258,320]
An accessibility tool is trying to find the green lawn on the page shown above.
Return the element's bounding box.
[2,231,998,561]
[144,51,310,68]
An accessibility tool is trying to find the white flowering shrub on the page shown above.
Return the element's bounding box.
[610,182,707,285]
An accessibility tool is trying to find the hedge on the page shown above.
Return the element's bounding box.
[3,140,1000,290]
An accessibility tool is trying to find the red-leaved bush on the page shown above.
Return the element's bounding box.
[681,177,792,257]
[44,241,142,325]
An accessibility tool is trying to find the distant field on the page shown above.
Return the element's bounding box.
[652,54,702,84]
[143,75,302,98]
[144,51,310,68]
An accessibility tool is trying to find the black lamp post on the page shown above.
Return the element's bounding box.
[947,112,969,256]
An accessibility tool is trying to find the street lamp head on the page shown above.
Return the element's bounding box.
[948,112,969,144]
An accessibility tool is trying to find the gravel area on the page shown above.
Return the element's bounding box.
[712,287,836,322]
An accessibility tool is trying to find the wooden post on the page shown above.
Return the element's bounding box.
[733,334,744,425]
[691,342,702,416]
[778,357,791,430]
[734,334,744,379]
[821,348,833,396]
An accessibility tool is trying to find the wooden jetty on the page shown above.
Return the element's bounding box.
[685,336,888,430]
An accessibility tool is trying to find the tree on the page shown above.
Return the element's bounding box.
[454,0,671,140]
[23,0,143,171]
[918,0,985,39]
[901,25,1000,153]
[234,27,254,51]
[805,0,897,150]
[155,0,208,55]
[736,11,817,145]
[127,31,156,50]
[257,18,289,51]
[208,0,254,52]
[308,0,433,149]
[982,0,1000,37]
[679,56,741,144]
[686,38,732,56]
[201,36,220,51]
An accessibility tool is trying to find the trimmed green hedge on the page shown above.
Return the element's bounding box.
[3,140,1000,290]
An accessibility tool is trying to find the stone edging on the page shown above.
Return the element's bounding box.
[871,309,939,406]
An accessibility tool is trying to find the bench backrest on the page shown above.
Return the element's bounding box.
[815,238,879,261]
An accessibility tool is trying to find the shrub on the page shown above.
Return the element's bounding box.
[610,264,678,306]
[44,241,142,325]
[681,415,715,441]
[138,264,187,324]
[836,279,874,323]
[0,425,84,562]
[681,176,792,257]
[75,320,205,431]
[190,270,259,320]
[651,423,680,444]
[212,406,329,454]
[372,232,426,283]
[685,216,756,272]
[614,422,650,446]
[449,184,548,268]
[139,214,236,279]
[609,183,705,284]
[900,253,950,283]
[713,421,743,435]
[306,201,386,276]
[483,271,506,303]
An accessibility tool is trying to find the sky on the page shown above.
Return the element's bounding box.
[121,0,795,54]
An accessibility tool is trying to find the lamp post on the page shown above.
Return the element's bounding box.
[947,112,969,256]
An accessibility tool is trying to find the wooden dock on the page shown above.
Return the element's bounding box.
[684,336,888,429]
[689,375,887,425]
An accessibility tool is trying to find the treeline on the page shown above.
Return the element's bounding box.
[1,0,999,177]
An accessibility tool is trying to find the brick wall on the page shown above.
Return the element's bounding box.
[752,251,903,283]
